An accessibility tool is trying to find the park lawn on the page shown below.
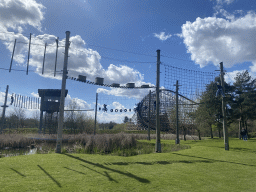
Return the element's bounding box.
[0,138,256,192]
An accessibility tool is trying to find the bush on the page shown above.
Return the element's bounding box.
[248,132,256,138]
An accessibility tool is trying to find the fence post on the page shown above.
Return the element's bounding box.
[155,50,161,152]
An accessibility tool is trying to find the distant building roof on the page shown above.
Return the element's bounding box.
[38,89,68,97]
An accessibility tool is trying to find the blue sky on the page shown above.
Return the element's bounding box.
[0,0,256,123]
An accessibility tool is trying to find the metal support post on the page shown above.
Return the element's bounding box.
[54,37,59,77]
[220,62,229,150]
[174,80,180,144]
[94,93,98,135]
[147,90,151,140]
[9,39,16,72]
[56,31,70,153]
[155,50,161,152]
[26,33,32,75]
[42,43,47,74]
[1,85,9,134]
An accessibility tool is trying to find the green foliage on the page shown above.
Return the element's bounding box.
[112,123,127,131]
[231,70,256,132]
[123,116,129,123]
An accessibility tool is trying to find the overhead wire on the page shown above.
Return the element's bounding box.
[69,46,156,64]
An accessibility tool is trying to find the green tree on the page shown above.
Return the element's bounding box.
[195,77,222,138]
[193,76,233,138]
[123,116,129,123]
[231,70,256,138]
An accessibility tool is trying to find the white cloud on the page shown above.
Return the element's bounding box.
[154,32,172,41]
[0,0,153,100]
[0,0,45,31]
[97,101,135,123]
[1,32,149,89]
[215,0,235,5]
[97,87,154,100]
[31,92,39,98]
[225,70,244,84]
[112,101,125,109]
[65,94,91,110]
[97,110,133,123]
[225,70,256,84]
[180,11,256,71]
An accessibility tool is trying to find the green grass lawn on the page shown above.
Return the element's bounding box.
[1,138,256,192]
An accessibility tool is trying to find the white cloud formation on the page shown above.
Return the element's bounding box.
[97,110,134,123]
[97,100,135,123]
[31,92,39,98]
[225,70,256,84]
[215,0,235,5]
[0,0,152,101]
[225,70,244,84]
[180,11,256,71]
[154,32,172,41]
[97,87,154,100]
[1,33,149,90]
[0,0,45,31]
[65,94,91,110]
[112,101,125,109]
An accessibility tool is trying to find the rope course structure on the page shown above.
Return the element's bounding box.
[97,93,138,114]
[0,31,224,139]
[67,75,155,89]
[10,93,40,109]
[126,63,219,135]
[162,63,218,99]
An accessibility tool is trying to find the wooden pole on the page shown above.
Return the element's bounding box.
[1,85,9,134]
[220,62,229,150]
[56,31,70,153]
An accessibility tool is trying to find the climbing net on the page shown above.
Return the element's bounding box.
[150,63,220,135]
[163,63,218,100]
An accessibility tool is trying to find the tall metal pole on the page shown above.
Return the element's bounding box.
[220,62,229,150]
[147,90,151,140]
[56,31,70,153]
[1,85,9,134]
[54,37,59,77]
[94,93,98,135]
[26,33,32,75]
[155,50,161,152]
[175,80,180,144]
[42,43,47,74]
[9,39,16,72]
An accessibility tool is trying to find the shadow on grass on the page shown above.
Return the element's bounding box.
[10,168,26,177]
[231,147,256,153]
[107,159,212,166]
[80,164,118,183]
[63,154,150,183]
[172,153,256,167]
[37,165,61,188]
[64,166,86,175]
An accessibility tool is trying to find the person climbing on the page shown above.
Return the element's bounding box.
[216,83,225,97]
